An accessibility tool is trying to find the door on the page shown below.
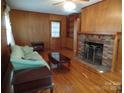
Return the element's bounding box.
[50,21,61,50]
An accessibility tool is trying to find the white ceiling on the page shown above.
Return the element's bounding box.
[6,0,102,15]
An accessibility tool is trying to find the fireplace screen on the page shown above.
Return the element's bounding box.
[82,41,103,65]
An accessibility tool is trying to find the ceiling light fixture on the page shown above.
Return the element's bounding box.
[63,1,76,11]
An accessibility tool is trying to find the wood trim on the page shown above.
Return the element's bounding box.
[111,33,121,72]
[78,31,121,36]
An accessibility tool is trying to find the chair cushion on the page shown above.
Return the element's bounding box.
[24,52,41,60]
[10,45,50,71]
[22,46,33,55]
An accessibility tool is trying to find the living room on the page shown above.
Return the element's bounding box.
[1,0,122,93]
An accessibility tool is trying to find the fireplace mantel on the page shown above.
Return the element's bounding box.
[78,31,121,36]
[77,31,121,72]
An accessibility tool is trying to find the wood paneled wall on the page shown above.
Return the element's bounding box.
[80,0,122,72]
[81,0,121,33]
[65,37,73,50]
[10,10,50,49]
[10,10,66,50]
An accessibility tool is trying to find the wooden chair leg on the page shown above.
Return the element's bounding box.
[50,87,53,93]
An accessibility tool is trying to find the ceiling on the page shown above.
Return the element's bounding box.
[6,0,102,15]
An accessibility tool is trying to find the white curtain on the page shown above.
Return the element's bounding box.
[4,5,15,46]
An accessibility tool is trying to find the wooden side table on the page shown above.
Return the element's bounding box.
[31,42,44,52]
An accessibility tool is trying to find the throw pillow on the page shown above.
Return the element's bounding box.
[11,45,24,59]
[22,46,33,55]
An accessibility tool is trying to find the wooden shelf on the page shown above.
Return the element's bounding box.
[67,14,80,38]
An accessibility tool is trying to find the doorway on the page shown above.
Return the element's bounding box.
[50,21,61,50]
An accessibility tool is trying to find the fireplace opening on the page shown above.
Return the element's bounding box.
[82,41,103,65]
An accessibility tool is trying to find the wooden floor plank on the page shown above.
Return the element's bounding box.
[39,49,121,93]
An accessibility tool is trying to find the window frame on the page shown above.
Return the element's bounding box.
[50,21,61,38]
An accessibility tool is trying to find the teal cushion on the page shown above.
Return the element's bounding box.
[11,58,50,70]
[11,45,24,59]
[22,46,33,55]
[10,45,50,71]
[11,59,44,70]
[24,52,41,60]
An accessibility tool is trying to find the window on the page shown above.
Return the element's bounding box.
[51,21,60,38]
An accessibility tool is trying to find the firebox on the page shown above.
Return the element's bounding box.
[82,41,103,65]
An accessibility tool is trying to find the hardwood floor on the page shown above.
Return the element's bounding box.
[39,49,121,93]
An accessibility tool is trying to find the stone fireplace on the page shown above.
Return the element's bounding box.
[77,32,121,72]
